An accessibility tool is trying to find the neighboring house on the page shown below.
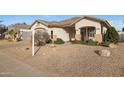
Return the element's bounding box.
[20,29,31,40]
[7,23,31,40]
[30,16,111,42]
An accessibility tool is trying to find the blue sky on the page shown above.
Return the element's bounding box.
[0,15,124,31]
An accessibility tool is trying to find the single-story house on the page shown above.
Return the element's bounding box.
[6,23,31,40]
[29,16,112,42]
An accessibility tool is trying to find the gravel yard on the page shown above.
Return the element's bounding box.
[0,40,124,76]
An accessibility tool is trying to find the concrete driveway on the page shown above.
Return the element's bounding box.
[0,51,44,77]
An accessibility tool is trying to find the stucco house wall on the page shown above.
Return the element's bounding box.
[75,19,103,42]
[102,26,107,34]
[30,22,70,41]
[31,22,49,31]
[49,28,70,41]
[75,19,101,33]
[29,17,110,43]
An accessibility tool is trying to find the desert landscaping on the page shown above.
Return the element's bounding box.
[0,15,124,77]
[0,40,124,77]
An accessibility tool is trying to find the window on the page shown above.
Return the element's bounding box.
[51,30,53,39]
[88,29,95,37]
[103,30,106,34]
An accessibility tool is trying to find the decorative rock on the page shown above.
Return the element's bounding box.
[99,49,111,57]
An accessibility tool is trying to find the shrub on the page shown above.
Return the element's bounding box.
[83,39,98,46]
[54,38,65,44]
[71,40,83,44]
[104,27,119,44]
[34,31,50,46]
[0,23,8,39]
[101,41,110,47]
[5,29,22,41]
[47,39,52,44]
[71,39,98,46]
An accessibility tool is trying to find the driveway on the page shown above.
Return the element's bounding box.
[0,51,45,77]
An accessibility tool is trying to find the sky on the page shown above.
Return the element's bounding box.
[0,15,124,31]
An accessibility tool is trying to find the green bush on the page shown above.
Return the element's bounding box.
[101,41,110,47]
[71,39,98,46]
[83,39,98,46]
[104,27,119,44]
[54,38,65,44]
[5,29,22,41]
[0,23,8,39]
[47,39,52,44]
[71,40,83,44]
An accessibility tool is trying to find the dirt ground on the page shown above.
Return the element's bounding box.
[0,40,124,77]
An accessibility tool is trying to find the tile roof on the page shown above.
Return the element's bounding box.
[30,16,111,28]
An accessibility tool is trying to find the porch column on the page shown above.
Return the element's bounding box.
[95,27,102,43]
[85,27,88,40]
[75,29,81,40]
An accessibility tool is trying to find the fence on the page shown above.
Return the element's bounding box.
[118,32,124,42]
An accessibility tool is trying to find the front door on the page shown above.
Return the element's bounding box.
[81,31,85,41]
[81,28,87,41]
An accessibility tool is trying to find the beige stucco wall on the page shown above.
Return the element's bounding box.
[75,19,101,34]
[103,26,107,34]
[49,28,70,41]
[30,22,70,41]
[30,19,107,42]
[75,19,102,42]
[31,22,49,31]
[95,34,102,42]
[75,29,81,40]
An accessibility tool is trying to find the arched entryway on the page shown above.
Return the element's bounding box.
[80,26,96,41]
[35,27,47,32]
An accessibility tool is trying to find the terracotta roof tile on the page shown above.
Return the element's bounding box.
[30,16,111,28]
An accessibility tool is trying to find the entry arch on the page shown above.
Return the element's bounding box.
[80,26,96,41]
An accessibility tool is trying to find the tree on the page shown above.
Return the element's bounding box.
[104,27,119,44]
[0,21,8,39]
[122,27,124,32]
[5,29,22,41]
[34,31,50,46]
